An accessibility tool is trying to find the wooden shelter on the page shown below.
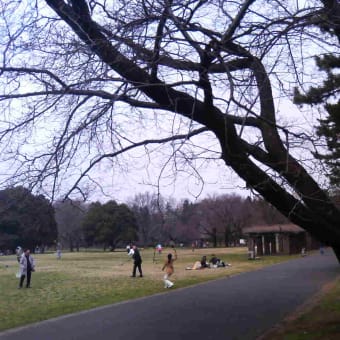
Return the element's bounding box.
[243,224,320,257]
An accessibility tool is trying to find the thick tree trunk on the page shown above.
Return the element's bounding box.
[212,235,217,248]
[69,238,74,252]
[224,230,230,247]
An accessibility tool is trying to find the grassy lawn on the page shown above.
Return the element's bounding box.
[0,247,298,331]
[260,276,340,340]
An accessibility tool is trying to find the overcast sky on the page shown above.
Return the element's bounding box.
[89,157,249,204]
[0,0,330,205]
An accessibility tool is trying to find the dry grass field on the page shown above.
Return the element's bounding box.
[0,247,298,331]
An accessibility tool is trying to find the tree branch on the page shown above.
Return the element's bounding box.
[63,127,208,198]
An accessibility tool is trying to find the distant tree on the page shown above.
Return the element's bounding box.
[0,187,57,251]
[195,194,248,247]
[195,199,219,247]
[132,205,151,247]
[115,203,139,244]
[129,192,158,246]
[218,195,249,246]
[129,192,163,246]
[174,199,200,244]
[179,200,196,225]
[54,199,87,251]
[248,198,289,226]
[82,202,101,248]
[162,201,179,243]
[82,200,138,250]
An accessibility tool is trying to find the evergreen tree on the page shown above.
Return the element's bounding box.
[82,200,138,250]
[0,187,57,251]
[294,2,340,187]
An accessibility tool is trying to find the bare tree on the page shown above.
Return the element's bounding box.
[195,198,219,247]
[247,197,289,226]
[54,199,87,251]
[0,1,339,260]
[128,192,165,246]
[195,194,247,247]
[215,194,249,247]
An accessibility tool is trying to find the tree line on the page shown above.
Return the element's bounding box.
[55,192,293,250]
[1,186,293,252]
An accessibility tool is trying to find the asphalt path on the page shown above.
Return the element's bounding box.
[1,251,339,340]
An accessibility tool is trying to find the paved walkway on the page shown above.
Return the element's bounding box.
[1,251,339,340]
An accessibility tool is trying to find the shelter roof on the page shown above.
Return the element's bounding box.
[243,224,305,234]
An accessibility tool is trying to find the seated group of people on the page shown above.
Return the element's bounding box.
[186,255,229,270]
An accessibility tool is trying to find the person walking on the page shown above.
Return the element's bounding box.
[162,248,177,288]
[131,245,143,277]
[15,246,23,262]
[56,242,62,260]
[18,249,35,288]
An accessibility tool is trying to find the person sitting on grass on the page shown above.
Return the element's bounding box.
[185,261,202,270]
[200,255,209,268]
[209,255,228,268]
[185,255,210,270]
[209,254,220,267]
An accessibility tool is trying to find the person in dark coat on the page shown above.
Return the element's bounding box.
[200,255,209,268]
[131,245,143,277]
